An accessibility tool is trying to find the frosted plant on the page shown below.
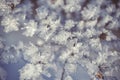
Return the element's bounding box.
[36,6,49,20]
[46,0,64,9]
[52,30,71,44]
[65,63,77,73]
[22,42,40,63]
[37,12,60,41]
[59,48,72,61]
[64,0,81,12]
[1,15,19,33]
[19,63,42,80]
[0,0,120,80]
[0,39,5,52]
[81,4,99,20]
[22,20,37,37]
[85,19,97,28]
[64,20,76,30]
[0,0,11,16]
[5,0,21,6]
[1,45,21,63]
[64,76,73,80]
[77,21,85,30]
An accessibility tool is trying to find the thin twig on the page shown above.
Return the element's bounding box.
[60,59,67,80]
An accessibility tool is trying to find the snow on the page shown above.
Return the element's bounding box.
[0,66,7,80]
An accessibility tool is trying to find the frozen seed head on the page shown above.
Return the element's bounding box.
[8,3,15,10]
[99,33,107,40]
[95,71,104,79]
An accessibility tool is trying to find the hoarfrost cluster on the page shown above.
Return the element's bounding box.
[0,0,120,80]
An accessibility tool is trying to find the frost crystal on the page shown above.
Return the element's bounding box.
[19,63,42,80]
[65,76,73,80]
[22,20,37,37]
[52,30,71,44]
[81,5,99,20]
[1,15,19,33]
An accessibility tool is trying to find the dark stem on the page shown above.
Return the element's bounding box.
[60,59,67,80]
